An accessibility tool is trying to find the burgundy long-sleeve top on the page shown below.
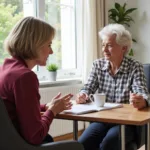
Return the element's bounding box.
[0,57,54,145]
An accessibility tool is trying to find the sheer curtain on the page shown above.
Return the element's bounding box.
[80,0,105,83]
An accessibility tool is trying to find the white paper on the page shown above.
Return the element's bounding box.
[63,102,123,115]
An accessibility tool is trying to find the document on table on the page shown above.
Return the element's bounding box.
[63,102,123,115]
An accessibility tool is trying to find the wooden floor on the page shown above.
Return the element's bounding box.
[54,130,84,142]
[138,145,144,150]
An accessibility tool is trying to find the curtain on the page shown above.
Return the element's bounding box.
[80,0,105,83]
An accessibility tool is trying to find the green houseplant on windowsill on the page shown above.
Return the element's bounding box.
[47,63,58,81]
[108,2,137,56]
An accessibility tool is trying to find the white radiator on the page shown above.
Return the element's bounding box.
[39,84,85,137]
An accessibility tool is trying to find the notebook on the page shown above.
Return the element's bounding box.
[63,102,123,115]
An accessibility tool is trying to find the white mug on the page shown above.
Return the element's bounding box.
[89,93,106,107]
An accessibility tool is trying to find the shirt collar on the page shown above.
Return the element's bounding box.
[13,56,28,68]
[118,57,129,73]
[101,57,129,73]
[101,58,109,71]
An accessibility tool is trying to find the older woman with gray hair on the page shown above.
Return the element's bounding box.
[76,24,150,150]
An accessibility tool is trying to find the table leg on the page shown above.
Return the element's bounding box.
[120,125,125,150]
[73,120,78,140]
[145,122,150,150]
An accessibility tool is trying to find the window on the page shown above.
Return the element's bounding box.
[0,0,24,63]
[0,0,82,81]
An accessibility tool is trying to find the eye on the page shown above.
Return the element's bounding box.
[107,45,112,48]
[48,44,52,48]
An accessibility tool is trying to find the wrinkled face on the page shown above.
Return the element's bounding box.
[36,39,53,66]
[102,34,126,62]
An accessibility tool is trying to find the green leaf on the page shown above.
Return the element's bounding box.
[119,6,124,16]
[124,8,137,16]
[108,9,119,15]
[123,17,133,22]
[115,3,121,11]
[123,22,130,27]
[47,64,58,71]
[109,16,118,23]
[123,3,127,10]
[132,39,137,43]
[128,49,134,56]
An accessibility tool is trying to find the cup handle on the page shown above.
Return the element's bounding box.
[89,94,94,102]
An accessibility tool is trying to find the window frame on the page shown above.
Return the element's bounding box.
[35,0,82,81]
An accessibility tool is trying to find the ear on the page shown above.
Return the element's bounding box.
[122,46,127,54]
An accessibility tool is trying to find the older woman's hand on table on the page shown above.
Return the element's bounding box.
[76,92,89,104]
[130,92,147,110]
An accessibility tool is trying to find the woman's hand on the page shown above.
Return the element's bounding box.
[130,92,147,110]
[46,93,73,116]
[76,92,89,104]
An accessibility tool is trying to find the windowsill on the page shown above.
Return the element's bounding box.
[39,78,82,88]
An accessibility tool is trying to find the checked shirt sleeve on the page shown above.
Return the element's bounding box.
[81,61,100,95]
[131,62,150,106]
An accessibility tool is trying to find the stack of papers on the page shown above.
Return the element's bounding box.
[63,102,123,115]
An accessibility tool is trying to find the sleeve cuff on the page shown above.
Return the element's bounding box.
[80,90,88,95]
[43,110,54,121]
[40,104,46,111]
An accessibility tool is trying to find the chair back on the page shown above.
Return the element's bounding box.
[135,64,150,149]
[0,97,34,150]
[133,64,150,149]
[143,64,150,93]
[0,97,84,150]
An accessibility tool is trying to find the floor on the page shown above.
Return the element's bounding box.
[138,145,144,150]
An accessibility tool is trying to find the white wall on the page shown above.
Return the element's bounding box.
[105,0,150,64]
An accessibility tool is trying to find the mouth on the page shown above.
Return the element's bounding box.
[104,53,110,57]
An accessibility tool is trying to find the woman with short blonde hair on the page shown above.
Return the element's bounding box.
[0,16,73,145]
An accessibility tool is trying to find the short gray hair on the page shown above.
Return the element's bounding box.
[4,16,55,59]
[99,24,132,54]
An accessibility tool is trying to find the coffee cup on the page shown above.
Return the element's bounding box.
[89,93,106,107]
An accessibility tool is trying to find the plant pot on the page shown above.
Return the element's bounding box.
[49,71,57,81]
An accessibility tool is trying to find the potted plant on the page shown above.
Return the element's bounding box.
[108,2,137,56]
[47,63,58,81]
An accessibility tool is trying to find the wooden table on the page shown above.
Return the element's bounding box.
[55,104,150,150]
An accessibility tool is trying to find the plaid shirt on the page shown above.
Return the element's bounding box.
[81,57,150,105]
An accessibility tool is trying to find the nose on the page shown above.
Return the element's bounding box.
[102,45,107,52]
[49,48,53,54]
